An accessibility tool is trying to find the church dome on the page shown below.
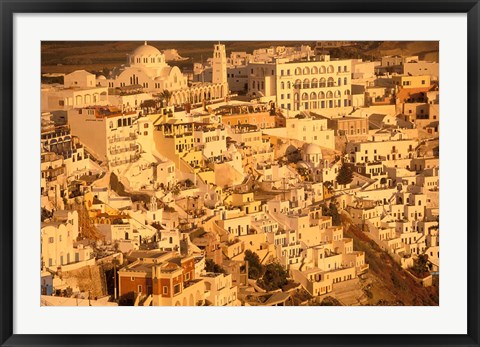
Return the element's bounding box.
[304,143,322,157]
[131,42,162,57]
[128,42,166,68]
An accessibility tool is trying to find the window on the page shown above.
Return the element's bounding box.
[138,285,143,293]
[48,237,54,243]
[163,286,168,295]
[174,283,181,294]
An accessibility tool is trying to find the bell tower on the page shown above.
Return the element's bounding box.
[212,43,227,86]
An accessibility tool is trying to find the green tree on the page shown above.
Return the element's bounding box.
[259,262,289,291]
[205,259,226,274]
[411,254,430,277]
[322,201,341,226]
[160,89,173,107]
[336,161,353,185]
[243,250,264,280]
[171,185,181,197]
[140,99,157,113]
[319,296,342,306]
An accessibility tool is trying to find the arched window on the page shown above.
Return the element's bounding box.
[319,78,326,88]
[311,66,318,74]
[310,92,317,100]
[294,79,302,89]
[326,91,333,99]
[295,67,302,75]
[302,92,309,100]
[281,82,285,89]
[319,91,325,99]
[303,78,310,89]
[335,90,341,98]
[327,65,334,73]
[344,77,348,85]
[327,77,334,87]
[319,66,326,74]
[303,67,310,75]
[338,78,342,86]
[311,78,318,88]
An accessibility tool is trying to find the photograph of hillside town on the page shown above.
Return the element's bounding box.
[41,41,439,306]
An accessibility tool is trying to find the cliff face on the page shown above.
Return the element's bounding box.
[341,214,439,306]
[61,264,107,299]
[369,41,439,62]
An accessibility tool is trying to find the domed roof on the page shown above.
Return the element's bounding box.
[97,75,106,80]
[131,42,162,57]
[305,143,322,156]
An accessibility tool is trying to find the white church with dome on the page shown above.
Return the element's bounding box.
[97,42,229,106]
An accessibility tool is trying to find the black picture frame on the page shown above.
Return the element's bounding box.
[1,1,479,346]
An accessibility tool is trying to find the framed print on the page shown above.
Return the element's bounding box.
[1,1,479,347]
